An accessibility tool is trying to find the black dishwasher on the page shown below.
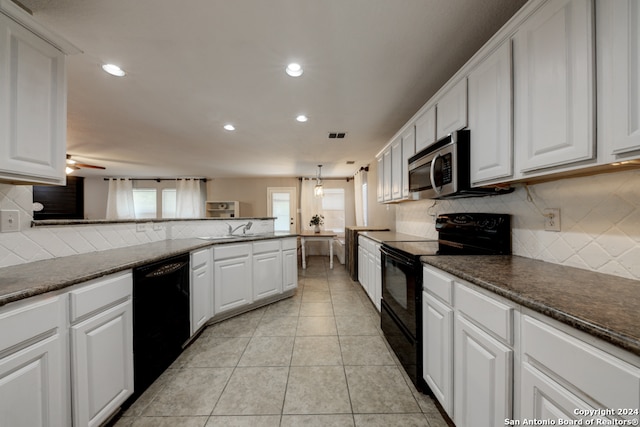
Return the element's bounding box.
[129,253,190,404]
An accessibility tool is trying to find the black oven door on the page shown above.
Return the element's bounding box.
[380,245,419,338]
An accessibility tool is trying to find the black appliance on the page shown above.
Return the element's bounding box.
[380,213,511,391]
[407,130,513,199]
[127,253,190,405]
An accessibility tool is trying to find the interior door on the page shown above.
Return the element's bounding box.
[267,187,297,233]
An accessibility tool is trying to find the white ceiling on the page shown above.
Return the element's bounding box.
[19,0,526,179]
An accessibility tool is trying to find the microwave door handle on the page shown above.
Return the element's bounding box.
[430,152,442,195]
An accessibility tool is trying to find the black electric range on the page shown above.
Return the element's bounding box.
[380,213,511,391]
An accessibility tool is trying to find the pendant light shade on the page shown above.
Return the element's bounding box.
[314,165,324,197]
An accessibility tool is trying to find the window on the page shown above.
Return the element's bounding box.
[321,188,345,232]
[132,188,157,219]
[362,182,368,226]
[132,186,177,219]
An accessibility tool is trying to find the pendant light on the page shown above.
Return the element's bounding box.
[314,165,324,197]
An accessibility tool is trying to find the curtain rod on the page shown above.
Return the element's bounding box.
[299,177,351,182]
[103,178,207,182]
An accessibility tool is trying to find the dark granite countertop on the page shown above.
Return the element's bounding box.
[359,231,433,244]
[0,233,296,308]
[421,255,640,357]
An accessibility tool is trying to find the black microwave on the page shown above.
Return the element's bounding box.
[407,130,511,199]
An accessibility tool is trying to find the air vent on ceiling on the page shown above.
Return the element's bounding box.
[328,132,347,139]
[346,160,355,164]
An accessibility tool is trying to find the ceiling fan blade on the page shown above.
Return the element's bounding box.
[75,163,106,170]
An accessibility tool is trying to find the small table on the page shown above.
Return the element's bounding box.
[300,231,337,269]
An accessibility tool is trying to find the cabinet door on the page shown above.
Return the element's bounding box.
[382,148,392,201]
[436,79,468,140]
[253,250,282,300]
[520,360,602,424]
[191,259,213,335]
[0,13,66,185]
[415,105,436,152]
[373,245,382,312]
[366,250,376,300]
[401,127,415,198]
[0,297,66,427]
[215,255,252,313]
[422,292,454,418]
[376,155,384,202]
[71,300,133,427]
[605,0,640,156]
[282,249,298,292]
[390,137,402,200]
[513,0,594,173]
[454,314,512,427]
[469,40,513,185]
[358,246,368,293]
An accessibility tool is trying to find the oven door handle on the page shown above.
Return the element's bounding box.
[430,152,442,195]
[380,247,415,267]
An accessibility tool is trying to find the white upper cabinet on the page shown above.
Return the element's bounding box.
[382,147,392,202]
[468,40,513,185]
[0,2,78,185]
[376,155,384,202]
[390,137,402,200]
[415,105,436,153]
[513,0,595,175]
[597,0,640,161]
[401,126,415,198]
[436,78,467,140]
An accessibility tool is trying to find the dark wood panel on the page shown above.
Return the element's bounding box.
[33,176,85,220]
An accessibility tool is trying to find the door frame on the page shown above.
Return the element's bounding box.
[267,187,297,233]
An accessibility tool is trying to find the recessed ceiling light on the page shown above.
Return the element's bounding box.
[286,63,303,77]
[296,115,308,122]
[101,63,126,77]
[223,124,235,131]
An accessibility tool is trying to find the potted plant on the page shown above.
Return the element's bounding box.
[309,214,324,233]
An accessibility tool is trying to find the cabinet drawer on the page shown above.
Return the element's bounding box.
[69,271,132,323]
[214,243,251,260]
[191,248,210,269]
[282,237,297,251]
[522,314,640,411]
[455,282,513,344]
[423,266,454,305]
[0,296,61,351]
[253,240,280,254]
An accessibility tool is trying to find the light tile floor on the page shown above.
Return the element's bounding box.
[113,256,449,427]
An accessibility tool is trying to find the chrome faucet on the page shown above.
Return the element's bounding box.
[227,221,253,236]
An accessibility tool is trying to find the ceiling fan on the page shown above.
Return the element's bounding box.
[66,154,106,174]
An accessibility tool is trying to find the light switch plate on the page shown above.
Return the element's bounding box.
[0,210,20,232]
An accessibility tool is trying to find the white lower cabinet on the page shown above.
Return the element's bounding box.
[68,271,133,427]
[422,265,514,427]
[214,243,252,314]
[253,240,282,300]
[357,235,381,311]
[422,291,454,417]
[282,238,298,292]
[454,314,512,427]
[190,248,213,336]
[520,313,640,424]
[0,296,67,427]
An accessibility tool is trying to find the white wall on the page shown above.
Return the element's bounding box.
[395,169,640,280]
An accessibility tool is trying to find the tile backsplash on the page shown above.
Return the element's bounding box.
[0,184,273,268]
[396,169,640,280]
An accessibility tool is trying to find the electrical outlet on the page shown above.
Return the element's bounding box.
[544,208,561,232]
[152,223,164,231]
[0,210,20,232]
[136,223,147,232]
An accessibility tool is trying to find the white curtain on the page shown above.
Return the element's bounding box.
[300,178,323,231]
[354,169,367,226]
[176,178,202,218]
[106,178,135,219]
